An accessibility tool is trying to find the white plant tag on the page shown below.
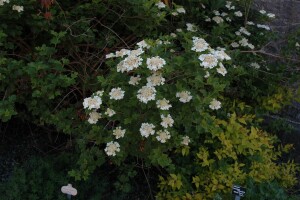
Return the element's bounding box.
[61,184,77,196]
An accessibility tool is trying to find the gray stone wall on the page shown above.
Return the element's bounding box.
[254,0,300,132]
[253,0,300,34]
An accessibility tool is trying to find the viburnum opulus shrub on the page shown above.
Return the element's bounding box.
[81,1,298,199]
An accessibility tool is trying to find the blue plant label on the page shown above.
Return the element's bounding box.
[232,185,246,197]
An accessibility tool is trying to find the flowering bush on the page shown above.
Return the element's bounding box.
[1,0,299,199]
[80,1,299,198]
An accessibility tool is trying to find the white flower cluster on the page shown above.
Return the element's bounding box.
[211,48,231,61]
[231,37,254,49]
[83,92,104,124]
[0,0,9,6]
[171,7,186,16]
[156,98,172,110]
[234,11,243,17]
[212,16,224,24]
[12,5,23,12]
[0,0,24,13]
[186,23,197,32]
[160,114,174,128]
[104,141,120,156]
[191,37,209,52]
[113,126,126,139]
[207,9,232,23]
[88,111,102,124]
[129,75,141,85]
[83,96,102,110]
[257,24,271,31]
[117,55,143,73]
[250,62,261,69]
[181,136,191,146]
[109,87,125,100]
[191,37,230,76]
[156,130,171,143]
[199,54,218,69]
[140,123,156,138]
[146,56,166,71]
[146,72,165,86]
[105,108,116,117]
[216,63,227,76]
[155,2,166,9]
[209,98,222,110]
[225,1,235,10]
[237,27,251,36]
[176,7,186,14]
[259,10,275,18]
[137,86,156,104]
[176,91,193,103]
[137,40,150,49]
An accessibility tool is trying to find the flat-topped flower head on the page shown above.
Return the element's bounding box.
[155,2,166,9]
[239,27,251,36]
[213,10,220,16]
[116,60,127,73]
[211,49,231,61]
[257,24,270,31]
[231,42,239,48]
[105,108,116,117]
[87,111,102,124]
[129,48,144,57]
[176,7,186,14]
[259,10,266,14]
[234,11,243,17]
[212,16,224,24]
[267,13,275,18]
[129,75,141,86]
[113,126,126,139]
[146,56,166,71]
[216,63,227,76]
[156,98,172,110]
[105,53,115,59]
[115,49,130,58]
[239,38,249,47]
[176,91,192,103]
[12,5,24,12]
[160,114,174,128]
[250,62,260,69]
[83,96,102,110]
[117,55,143,73]
[137,40,150,49]
[156,130,171,143]
[140,123,155,138]
[181,136,191,146]
[94,90,104,97]
[209,98,222,110]
[204,71,210,78]
[104,141,120,156]
[146,72,165,86]
[109,87,125,100]
[170,33,177,37]
[199,54,218,69]
[191,37,209,52]
[137,86,156,103]
[186,23,197,32]
[247,21,255,25]
[0,0,9,6]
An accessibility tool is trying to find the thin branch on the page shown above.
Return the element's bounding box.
[141,159,155,200]
[240,50,300,62]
